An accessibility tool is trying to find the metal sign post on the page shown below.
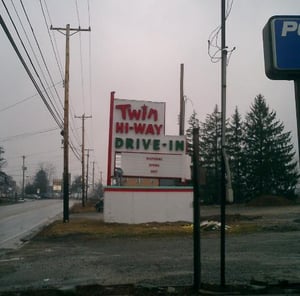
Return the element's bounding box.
[294,80,300,165]
[192,127,201,291]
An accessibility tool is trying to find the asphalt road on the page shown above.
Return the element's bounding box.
[0,199,72,250]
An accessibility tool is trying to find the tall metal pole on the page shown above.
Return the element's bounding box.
[193,127,201,291]
[294,79,300,167]
[220,0,227,287]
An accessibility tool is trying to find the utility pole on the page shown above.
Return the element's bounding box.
[85,149,93,204]
[179,63,185,135]
[75,114,92,207]
[22,155,26,199]
[220,0,227,287]
[51,24,91,222]
[92,161,95,192]
[0,147,4,172]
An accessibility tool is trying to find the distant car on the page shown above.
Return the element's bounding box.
[95,198,104,212]
[25,194,40,199]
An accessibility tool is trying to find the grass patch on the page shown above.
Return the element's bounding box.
[228,223,262,234]
[35,215,264,240]
[36,219,194,239]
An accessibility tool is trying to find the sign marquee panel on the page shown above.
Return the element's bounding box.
[121,152,191,179]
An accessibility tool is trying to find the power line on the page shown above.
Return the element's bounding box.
[207,0,235,64]
[20,0,64,112]
[74,0,81,25]
[0,3,63,129]
[0,92,37,113]
[39,0,64,81]
[0,80,62,113]
[17,0,63,123]
[0,127,59,142]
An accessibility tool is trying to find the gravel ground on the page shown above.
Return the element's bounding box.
[0,204,300,294]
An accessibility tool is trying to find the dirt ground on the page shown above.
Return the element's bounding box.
[0,203,300,295]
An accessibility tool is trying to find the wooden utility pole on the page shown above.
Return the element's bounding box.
[75,114,92,207]
[92,161,95,192]
[85,148,93,204]
[179,63,185,135]
[22,155,26,199]
[51,24,91,222]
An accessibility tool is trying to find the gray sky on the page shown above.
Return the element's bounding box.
[0,0,299,187]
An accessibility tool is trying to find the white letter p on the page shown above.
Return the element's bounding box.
[281,21,298,36]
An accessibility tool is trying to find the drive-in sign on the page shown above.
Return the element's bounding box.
[263,15,300,80]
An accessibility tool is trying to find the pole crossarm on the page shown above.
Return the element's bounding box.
[50,25,91,36]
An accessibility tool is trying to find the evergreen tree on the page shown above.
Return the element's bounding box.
[0,146,7,171]
[71,175,82,194]
[199,105,222,203]
[33,169,49,195]
[243,94,298,200]
[227,107,245,202]
[186,110,199,157]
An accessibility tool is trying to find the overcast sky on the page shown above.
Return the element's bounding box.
[0,0,299,187]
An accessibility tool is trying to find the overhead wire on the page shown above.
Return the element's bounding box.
[0,92,37,113]
[208,0,235,64]
[1,1,88,171]
[0,1,83,178]
[0,80,62,113]
[41,0,83,162]
[40,0,64,82]
[85,0,96,169]
[0,0,63,129]
[0,127,59,142]
[18,0,64,122]
[75,0,86,112]
[0,15,63,129]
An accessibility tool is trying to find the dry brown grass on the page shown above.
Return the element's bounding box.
[51,201,268,240]
[36,214,262,240]
[70,201,97,213]
[37,219,195,239]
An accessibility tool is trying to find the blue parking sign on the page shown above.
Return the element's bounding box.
[263,15,300,80]
[273,17,300,70]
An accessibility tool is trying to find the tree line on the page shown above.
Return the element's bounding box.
[186,94,299,204]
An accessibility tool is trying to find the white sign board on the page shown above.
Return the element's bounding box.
[121,152,191,179]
